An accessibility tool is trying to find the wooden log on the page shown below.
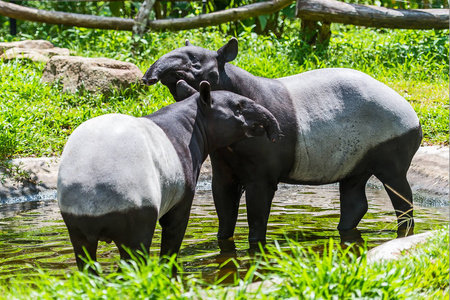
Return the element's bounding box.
[0,0,134,30]
[0,0,294,31]
[149,0,293,30]
[296,0,449,30]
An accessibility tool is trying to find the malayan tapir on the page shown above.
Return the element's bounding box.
[142,38,422,244]
[57,80,283,271]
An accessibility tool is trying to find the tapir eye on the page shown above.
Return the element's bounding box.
[192,64,201,70]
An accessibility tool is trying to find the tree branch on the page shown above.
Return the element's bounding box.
[133,0,156,36]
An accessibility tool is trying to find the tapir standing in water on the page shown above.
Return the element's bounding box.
[142,38,422,244]
[57,81,282,271]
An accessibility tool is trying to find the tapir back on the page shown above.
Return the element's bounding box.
[279,68,421,183]
[57,114,186,218]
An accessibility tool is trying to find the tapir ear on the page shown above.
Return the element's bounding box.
[198,81,212,108]
[217,37,238,64]
[176,80,197,101]
[185,39,193,47]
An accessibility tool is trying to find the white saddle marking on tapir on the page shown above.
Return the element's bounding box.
[57,114,185,217]
[279,68,420,183]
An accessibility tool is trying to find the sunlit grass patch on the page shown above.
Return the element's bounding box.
[0,27,448,159]
[0,226,447,299]
[0,60,172,158]
[381,79,449,145]
[256,227,449,299]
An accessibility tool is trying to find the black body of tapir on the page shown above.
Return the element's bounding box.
[57,80,282,271]
[142,38,423,244]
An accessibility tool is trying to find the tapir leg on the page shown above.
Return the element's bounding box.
[371,128,420,235]
[66,227,98,273]
[380,175,414,233]
[245,182,276,244]
[113,207,158,261]
[337,173,372,231]
[211,158,244,240]
[159,195,194,258]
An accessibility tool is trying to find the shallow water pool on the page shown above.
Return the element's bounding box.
[0,181,447,282]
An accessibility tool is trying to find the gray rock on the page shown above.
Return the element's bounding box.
[0,157,59,203]
[366,231,436,263]
[1,47,70,63]
[0,40,71,63]
[41,55,144,94]
[0,40,54,54]
[408,146,449,198]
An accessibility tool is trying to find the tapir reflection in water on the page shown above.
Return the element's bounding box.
[142,38,422,244]
[57,81,282,271]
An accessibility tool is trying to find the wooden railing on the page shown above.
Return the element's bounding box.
[0,0,294,31]
[296,0,449,30]
[1,0,447,42]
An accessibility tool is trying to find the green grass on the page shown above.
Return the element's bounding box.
[256,227,450,299]
[0,25,447,160]
[392,80,449,145]
[0,25,448,160]
[0,227,447,299]
[0,60,173,159]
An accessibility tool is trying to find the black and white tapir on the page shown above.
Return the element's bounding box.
[142,38,423,244]
[57,80,283,271]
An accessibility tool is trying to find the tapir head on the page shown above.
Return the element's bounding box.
[142,38,238,101]
[180,80,283,146]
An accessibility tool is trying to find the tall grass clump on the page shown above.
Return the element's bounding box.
[1,255,195,300]
[253,226,449,299]
[0,227,447,299]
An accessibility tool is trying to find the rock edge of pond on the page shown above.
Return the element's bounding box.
[1,146,447,205]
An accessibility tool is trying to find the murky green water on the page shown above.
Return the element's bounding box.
[0,182,447,281]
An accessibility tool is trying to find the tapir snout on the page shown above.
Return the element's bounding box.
[142,61,160,85]
[142,76,158,85]
[142,51,190,87]
[244,102,283,143]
